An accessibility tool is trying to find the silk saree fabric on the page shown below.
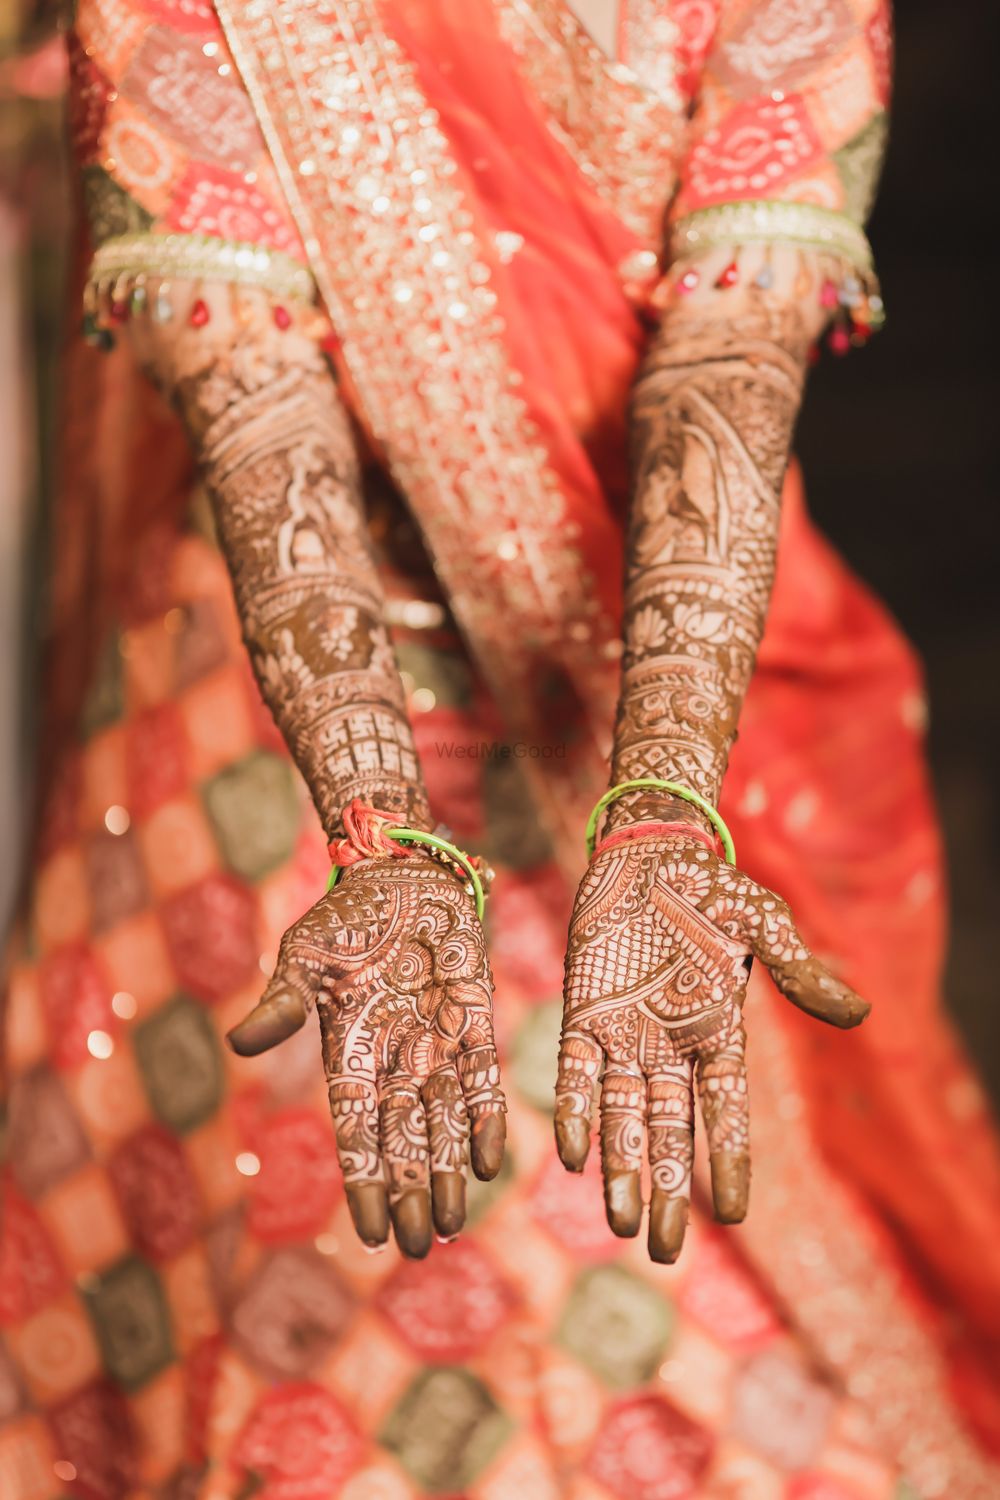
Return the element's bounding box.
[2,2,1000,1497]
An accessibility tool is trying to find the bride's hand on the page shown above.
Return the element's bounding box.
[556,830,869,1262]
[226,854,506,1259]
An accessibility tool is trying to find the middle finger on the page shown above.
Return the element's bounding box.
[423,1064,470,1240]
[600,1060,646,1238]
[646,1058,695,1263]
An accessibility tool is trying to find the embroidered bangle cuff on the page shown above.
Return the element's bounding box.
[661,202,884,351]
[87,232,316,305]
[671,201,875,271]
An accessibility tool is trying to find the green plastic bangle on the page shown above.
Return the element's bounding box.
[585,777,736,865]
[326,826,486,921]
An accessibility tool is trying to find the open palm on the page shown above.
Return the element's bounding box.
[556,830,869,1261]
[228,854,506,1258]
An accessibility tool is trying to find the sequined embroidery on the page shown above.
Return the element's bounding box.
[618,0,683,102]
[493,0,683,238]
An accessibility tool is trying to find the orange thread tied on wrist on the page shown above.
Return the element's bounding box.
[326,797,416,867]
[326,798,487,919]
[591,820,720,861]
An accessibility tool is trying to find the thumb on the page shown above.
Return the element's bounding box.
[226,937,314,1055]
[742,889,870,1030]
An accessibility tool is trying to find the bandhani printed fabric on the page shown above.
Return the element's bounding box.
[68,0,306,263]
[2,510,909,1500]
[3,1,1000,1497]
[670,0,891,224]
[70,0,889,283]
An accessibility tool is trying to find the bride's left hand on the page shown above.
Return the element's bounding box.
[555,830,870,1262]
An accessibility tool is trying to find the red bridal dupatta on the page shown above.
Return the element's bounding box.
[6,0,1000,1494]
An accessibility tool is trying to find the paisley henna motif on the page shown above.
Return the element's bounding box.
[124,289,509,1253]
[127,281,431,841]
[558,832,869,1261]
[232,854,506,1257]
[558,254,867,1260]
[608,248,822,838]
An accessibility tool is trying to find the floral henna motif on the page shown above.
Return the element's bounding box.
[608,250,820,835]
[561,254,869,1260]
[128,281,431,841]
[233,854,505,1257]
[557,833,869,1262]
[124,288,508,1254]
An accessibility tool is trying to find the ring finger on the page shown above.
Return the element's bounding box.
[645,1058,695,1263]
[423,1064,470,1240]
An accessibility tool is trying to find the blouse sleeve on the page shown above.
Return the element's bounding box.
[668,0,892,285]
[69,0,315,316]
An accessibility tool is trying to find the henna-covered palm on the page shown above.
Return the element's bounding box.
[556,831,869,1263]
[228,854,506,1258]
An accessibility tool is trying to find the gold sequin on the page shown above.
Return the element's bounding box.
[493,0,683,239]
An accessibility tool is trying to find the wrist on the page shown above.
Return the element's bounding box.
[330,812,489,920]
[323,779,433,841]
[602,788,716,841]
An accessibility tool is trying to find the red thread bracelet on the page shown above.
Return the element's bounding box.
[591,820,720,860]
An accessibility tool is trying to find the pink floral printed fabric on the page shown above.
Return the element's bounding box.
[670,0,891,222]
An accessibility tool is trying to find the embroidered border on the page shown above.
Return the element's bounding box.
[493,0,682,239]
[617,0,682,104]
[87,232,316,301]
[741,977,1000,1499]
[672,200,875,271]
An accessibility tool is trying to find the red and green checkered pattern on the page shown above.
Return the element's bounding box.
[1,516,904,1499]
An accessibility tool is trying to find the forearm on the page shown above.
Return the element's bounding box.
[130,285,430,838]
[609,248,819,830]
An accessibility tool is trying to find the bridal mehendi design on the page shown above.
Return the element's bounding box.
[127,288,508,1254]
[233,855,506,1258]
[557,833,869,1262]
[560,257,870,1261]
[608,259,816,835]
[129,283,432,843]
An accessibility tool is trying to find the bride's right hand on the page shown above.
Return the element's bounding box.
[226,852,506,1259]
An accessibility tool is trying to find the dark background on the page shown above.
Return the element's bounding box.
[797,0,999,1096]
